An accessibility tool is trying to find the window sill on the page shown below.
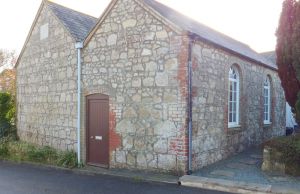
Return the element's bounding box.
[228,124,241,129]
[227,124,242,134]
[263,122,272,128]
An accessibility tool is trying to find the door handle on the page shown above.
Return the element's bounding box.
[90,136,94,139]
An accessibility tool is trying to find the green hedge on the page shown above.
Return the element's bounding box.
[0,92,16,138]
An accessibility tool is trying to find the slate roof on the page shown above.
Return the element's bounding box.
[143,0,277,70]
[260,51,277,65]
[47,1,98,41]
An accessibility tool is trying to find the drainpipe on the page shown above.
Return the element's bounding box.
[187,36,193,175]
[75,42,83,166]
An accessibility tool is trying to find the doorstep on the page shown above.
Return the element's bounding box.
[179,175,300,194]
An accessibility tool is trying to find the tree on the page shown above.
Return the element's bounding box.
[0,50,17,137]
[0,49,17,69]
[0,92,16,138]
[0,49,17,97]
[276,0,300,122]
[0,69,16,94]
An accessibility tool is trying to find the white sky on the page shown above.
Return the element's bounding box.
[0,0,283,54]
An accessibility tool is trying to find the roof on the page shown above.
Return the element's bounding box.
[143,0,277,70]
[260,51,276,65]
[46,1,98,41]
[16,0,98,67]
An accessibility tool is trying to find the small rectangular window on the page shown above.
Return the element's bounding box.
[40,23,49,40]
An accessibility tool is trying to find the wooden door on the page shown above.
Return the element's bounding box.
[86,94,109,167]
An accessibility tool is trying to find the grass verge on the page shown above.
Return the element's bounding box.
[0,137,77,168]
[265,134,300,164]
[264,134,300,176]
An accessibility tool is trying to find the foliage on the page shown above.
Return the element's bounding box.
[0,49,17,69]
[0,92,16,138]
[264,134,300,165]
[0,69,16,95]
[296,92,300,122]
[276,0,300,123]
[0,137,9,157]
[0,139,77,168]
[27,145,57,163]
[57,150,77,168]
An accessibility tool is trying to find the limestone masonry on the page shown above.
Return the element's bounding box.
[16,0,285,175]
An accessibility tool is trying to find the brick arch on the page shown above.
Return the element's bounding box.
[230,63,243,82]
[86,93,109,100]
[84,89,111,98]
[225,63,244,98]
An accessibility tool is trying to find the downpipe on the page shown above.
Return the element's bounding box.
[187,37,194,175]
[75,42,83,166]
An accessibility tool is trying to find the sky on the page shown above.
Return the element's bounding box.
[0,0,283,54]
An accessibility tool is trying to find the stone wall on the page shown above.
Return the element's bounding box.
[82,0,189,174]
[191,41,286,170]
[16,5,78,151]
[16,0,286,174]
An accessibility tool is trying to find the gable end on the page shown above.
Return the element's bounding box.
[84,0,185,47]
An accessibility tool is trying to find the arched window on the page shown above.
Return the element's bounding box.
[228,66,240,127]
[264,77,271,124]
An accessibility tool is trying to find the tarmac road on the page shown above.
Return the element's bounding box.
[0,161,230,194]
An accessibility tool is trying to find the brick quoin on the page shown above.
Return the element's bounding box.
[192,57,198,71]
[260,94,264,129]
[177,36,189,99]
[109,110,121,153]
[169,136,189,156]
[176,35,190,172]
[191,59,198,104]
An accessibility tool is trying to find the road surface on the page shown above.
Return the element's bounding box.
[0,161,230,194]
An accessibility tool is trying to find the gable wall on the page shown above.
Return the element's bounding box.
[191,40,286,170]
[16,5,78,151]
[82,0,189,174]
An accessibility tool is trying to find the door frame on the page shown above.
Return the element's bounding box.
[85,93,109,167]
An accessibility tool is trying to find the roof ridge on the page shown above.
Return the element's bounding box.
[45,0,98,20]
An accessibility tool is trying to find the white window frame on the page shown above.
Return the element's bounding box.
[264,77,271,124]
[228,66,240,127]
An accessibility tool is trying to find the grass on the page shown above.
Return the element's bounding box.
[264,134,300,176]
[0,137,77,168]
[264,134,300,164]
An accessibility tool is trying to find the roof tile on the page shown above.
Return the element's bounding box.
[47,1,97,41]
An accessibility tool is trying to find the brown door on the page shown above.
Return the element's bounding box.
[86,94,109,167]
